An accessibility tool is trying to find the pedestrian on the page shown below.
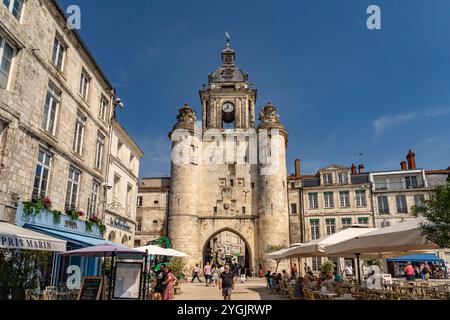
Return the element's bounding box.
[264,270,271,288]
[259,264,263,278]
[404,262,415,282]
[294,277,306,299]
[282,270,290,284]
[291,263,298,279]
[191,264,202,283]
[162,266,177,301]
[204,261,212,287]
[219,264,225,274]
[219,264,235,301]
[153,264,167,300]
[344,263,354,279]
[240,265,246,283]
[423,262,432,281]
[212,265,220,287]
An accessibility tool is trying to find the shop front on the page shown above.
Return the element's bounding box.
[16,203,109,286]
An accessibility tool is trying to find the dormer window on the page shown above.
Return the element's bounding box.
[323,173,333,185]
[338,172,348,184]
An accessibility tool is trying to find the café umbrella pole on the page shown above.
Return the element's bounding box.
[142,249,148,300]
[108,251,116,300]
[356,253,361,285]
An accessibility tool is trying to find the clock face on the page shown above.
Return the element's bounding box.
[222,102,235,113]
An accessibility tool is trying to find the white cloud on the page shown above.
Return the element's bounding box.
[372,112,419,138]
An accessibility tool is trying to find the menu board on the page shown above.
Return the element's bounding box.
[113,262,142,300]
[77,276,104,300]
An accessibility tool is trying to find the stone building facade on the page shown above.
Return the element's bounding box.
[0,1,142,243]
[105,118,143,246]
[0,0,115,222]
[135,177,170,248]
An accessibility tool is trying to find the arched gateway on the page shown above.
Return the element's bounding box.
[167,39,290,273]
[202,228,252,274]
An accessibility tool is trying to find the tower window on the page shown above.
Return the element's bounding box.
[242,207,246,214]
[214,207,218,214]
[251,182,255,189]
[230,179,234,187]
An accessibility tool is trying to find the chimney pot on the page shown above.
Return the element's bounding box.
[401,161,407,170]
[351,163,357,175]
[294,159,301,177]
[406,149,417,170]
[358,164,365,174]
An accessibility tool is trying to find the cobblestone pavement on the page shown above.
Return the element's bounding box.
[174,278,288,300]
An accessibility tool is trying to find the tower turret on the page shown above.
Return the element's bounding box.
[257,102,289,269]
[168,104,200,265]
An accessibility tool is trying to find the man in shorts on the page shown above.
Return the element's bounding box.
[219,265,234,300]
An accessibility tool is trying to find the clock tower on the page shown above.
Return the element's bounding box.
[168,38,290,273]
[200,37,257,130]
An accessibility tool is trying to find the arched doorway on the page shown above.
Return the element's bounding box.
[108,231,116,242]
[202,229,252,276]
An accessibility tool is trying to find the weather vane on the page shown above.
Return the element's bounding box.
[225,31,230,44]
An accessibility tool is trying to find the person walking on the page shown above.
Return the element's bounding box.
[191,264,202,283]
[162,267,177,301]
[291,263,299,279]
[219,265,235,301]
[344,263,354,279]
[153,264,167,300]
[212,265,220,287]
[404,262,415,282]
[240,265,246,283]
[204,262,212,287]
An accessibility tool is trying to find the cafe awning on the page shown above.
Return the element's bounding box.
[387,253,444,263]
[25,225,115,248]
[0,222,66,252]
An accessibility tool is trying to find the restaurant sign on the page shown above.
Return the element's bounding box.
[109,217,131,232]
[1,236,53,251]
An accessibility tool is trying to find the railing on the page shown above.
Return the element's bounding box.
[374,182,425,191]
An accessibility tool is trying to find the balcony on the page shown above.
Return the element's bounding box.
[374,181,425,191]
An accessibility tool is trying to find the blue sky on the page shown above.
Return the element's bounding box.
[58,0,450,177]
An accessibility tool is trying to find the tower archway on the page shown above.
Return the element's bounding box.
[202,228,252,276]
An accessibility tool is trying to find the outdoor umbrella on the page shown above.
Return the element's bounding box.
[163,248,189,257]
[61,243,144,257]
[62,243,146,300]
[326,218,438,257]
[267,244,304,260]
[136,244,174,256]
[281,226,378,259]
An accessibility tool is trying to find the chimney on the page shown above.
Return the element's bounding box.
[406,149,416,170]
[358,164,365,174]
[400,161,407,170]
[351,163,357,175]
[294,159,301,177]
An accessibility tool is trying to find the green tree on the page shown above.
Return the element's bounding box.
[412,183,450,248]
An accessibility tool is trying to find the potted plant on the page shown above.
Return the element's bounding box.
[320,260,336,277]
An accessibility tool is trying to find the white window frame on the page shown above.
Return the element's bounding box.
[79,69,90,100]
[378,196,389,214]
[326,219,336,235]
[405,176,418,189]
[137,196,143,208]
[42,83,61,135]
[65,166,81,211]
[3,0,25,20]
[414,194,425,207]
[396,195,408,214]
[72,111,86,155]
[308,193,318,209]
[339,191,350,208]
[0,35,16,90]
[355,190,367,207]
[99,95,109,122]
[323,173,333,185]
[51,35,66,72]
[324,192,334,208]
[310,220,320,240]
[32,148,52,200]
[95,132,105,170]
[338,172,347,184]
[312,257,322,272]
[89,180,100,217]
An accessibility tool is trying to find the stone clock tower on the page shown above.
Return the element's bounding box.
[168,38,289,272]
